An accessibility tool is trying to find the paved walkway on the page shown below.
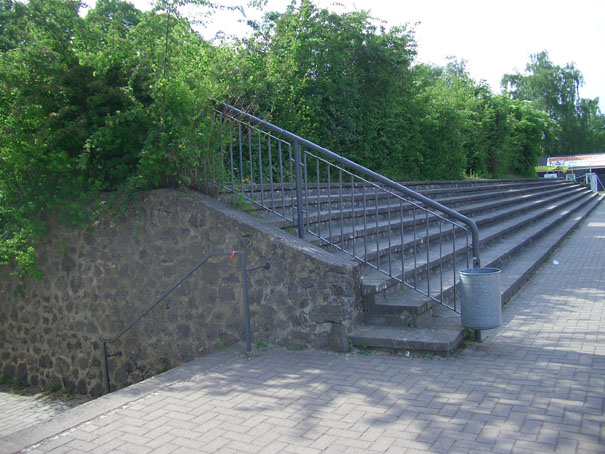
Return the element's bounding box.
[0,392,88,439]
[2,204,605,453]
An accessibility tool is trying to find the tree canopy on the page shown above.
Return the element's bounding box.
[502,51,604,156]
[1,0,603,279]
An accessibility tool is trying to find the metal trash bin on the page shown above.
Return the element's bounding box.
[459,268,502,330]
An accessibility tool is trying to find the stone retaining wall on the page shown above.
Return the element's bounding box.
[0,189,361,395]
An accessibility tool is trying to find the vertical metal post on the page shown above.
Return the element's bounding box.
[426,209,430,297]
[248,126,253,187]
[258,132,264,207]
[413,207,417,288]
[362,183,368,262]
[316,159,321,240]
[241,252,252,353]
[288,144,295,222]
[351,175,356,258]
[374,186,380,271]
[278,141,287,219]
[294,141,305,239]
[238,124,244,193]
[304,153,309,232]
[102,341,110,394]
[453,223,457,311]
[339,170,344,249]
[387,192,392,276]
[400,200,405,282]
[268,138,275,211]
[466,230,470,269]
[439,220,443,299]
[228,122,234,190]
[327,166,332,245]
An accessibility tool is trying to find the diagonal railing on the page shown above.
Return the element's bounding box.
[100,251,270,394]
[209,103,480,312]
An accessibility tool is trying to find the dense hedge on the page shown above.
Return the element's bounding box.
[1,0,603,278]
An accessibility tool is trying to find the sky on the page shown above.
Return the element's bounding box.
[82,0,605,110]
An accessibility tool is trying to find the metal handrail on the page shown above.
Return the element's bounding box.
[101,250,269,394]
[217,103,481,268]
[211,103,480,311]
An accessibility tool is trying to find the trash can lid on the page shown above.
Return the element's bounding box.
[459,268,501,275]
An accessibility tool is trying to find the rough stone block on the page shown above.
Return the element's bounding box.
[309,305,346,323]
[329,323,350,353]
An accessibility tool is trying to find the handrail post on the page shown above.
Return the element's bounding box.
[102,340,110,394]
[241,251,252,352]
[294,141,305,240]
[472,229,481,269]
[99,251,269,394]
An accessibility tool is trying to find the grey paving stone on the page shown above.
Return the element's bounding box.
[3,203,605,453]
[0,393,88,439]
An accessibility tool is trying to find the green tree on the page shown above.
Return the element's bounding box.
[495,99,558,177]
[238,0,418,179]
[502,50,603,155]
[0,0,92,277]
[0,0,233,279]
[415,60,508,179]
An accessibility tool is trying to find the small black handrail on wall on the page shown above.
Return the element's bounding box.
[101,250,270,394]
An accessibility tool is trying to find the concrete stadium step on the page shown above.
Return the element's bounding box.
[297,184,578,248]
[360,189,599,306]
[302,183,588,253]
[348,191,603,355]
[359,191,600,313]
[219,175,601,356]
[255,179,571,227]
[327,184,591,276]
[237,179,569,222]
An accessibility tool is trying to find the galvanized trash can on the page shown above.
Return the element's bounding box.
[459,268,502,330]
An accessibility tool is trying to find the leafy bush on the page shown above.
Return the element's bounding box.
[0,0,598,281]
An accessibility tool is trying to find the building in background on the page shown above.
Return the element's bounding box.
[536,154,605,191]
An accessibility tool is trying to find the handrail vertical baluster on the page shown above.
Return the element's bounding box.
[268,137,275,212]
[238,124,244,193]
[387,192,392,277]
[288,143,294,222]
[400,200,405,284]
[248,126,253,188]
[214,104,481,313]
[229,120,234,191]
[453,223,457,312]
[339,170,344,251]
[278,141,287,220]
[439,220,443,301]
[304,151,309,233]
[316,158,321,241]
[413,207,417,289]
[375,185,380,272]
[351,175,356,258]
[294,141,305,240]
[327,166,333,247]
[258,131,264,208]
[426,209,430,298]
[363,183,368,263]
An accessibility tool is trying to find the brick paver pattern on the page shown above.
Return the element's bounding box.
[13,206,605,453]
[0,394,85,439]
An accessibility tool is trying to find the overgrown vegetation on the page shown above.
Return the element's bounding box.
[1,0,603,279]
